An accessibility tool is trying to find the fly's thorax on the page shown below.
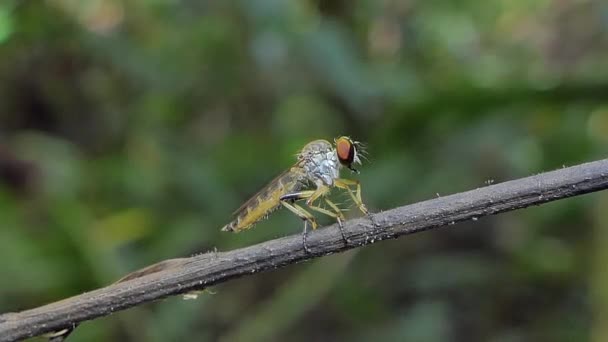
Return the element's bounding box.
[297,139,341,187]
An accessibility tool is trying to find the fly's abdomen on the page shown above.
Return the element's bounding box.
[221,169,304,232]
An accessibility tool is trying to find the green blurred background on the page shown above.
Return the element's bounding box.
[1,0,608,341]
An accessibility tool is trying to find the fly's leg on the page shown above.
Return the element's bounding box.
[334,178,378,227]
[280,190,316,203]
[281,200,318,253]
[281,186,331,210]
[307,200,350,246]
[281,187,350,246]
[323,198,345,222]
[281,200,318,229]
[334,179,367,214]
[302,220,310,253]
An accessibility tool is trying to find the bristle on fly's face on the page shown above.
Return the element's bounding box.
[354,141,368,162]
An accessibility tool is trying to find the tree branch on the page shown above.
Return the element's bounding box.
[2,159,608,342]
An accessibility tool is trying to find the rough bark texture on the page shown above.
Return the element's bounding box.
[2,159,608,342]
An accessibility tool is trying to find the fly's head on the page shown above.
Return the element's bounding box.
[334,136,365,174]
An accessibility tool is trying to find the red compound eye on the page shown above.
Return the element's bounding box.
[336,136,355,165]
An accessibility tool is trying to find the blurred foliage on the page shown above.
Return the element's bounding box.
[1,0,608,341]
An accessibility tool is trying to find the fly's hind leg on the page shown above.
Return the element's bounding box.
[280,199,317,253]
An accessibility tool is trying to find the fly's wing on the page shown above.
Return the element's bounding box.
[221,164,311,232]
[231,166,306,216]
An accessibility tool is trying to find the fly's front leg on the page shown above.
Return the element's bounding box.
[334,178,368,214]
[334,178,378,228]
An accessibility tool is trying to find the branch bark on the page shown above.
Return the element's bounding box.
[2,159,608,342]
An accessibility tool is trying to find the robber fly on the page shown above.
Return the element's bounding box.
[221,136,369,251]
